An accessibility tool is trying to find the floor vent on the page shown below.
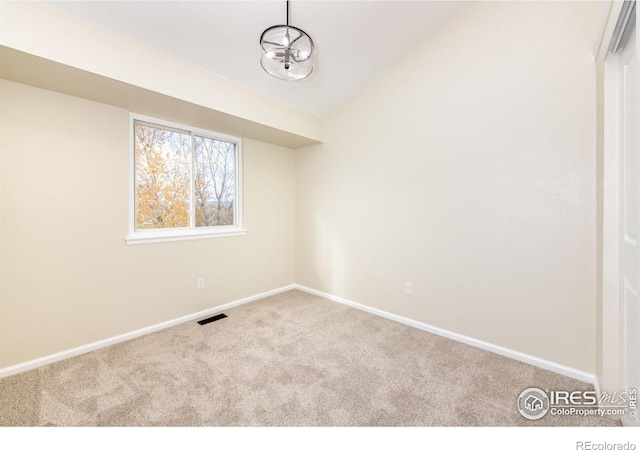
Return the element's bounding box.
[197,313,228,326]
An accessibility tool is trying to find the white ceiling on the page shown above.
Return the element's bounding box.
[44,1,468,118]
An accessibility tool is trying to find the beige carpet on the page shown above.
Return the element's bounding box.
[0,290,620,426]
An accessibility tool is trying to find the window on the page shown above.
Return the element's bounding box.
[127,114,244,244]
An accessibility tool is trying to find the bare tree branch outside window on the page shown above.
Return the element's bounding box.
[194,136,235,227]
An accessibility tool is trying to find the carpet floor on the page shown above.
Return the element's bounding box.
[0,289,620,426]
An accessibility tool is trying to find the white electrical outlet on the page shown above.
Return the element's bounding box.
[197,278,204,290]
[404,282,412,295]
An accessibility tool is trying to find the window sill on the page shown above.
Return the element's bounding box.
[126,227,247,245]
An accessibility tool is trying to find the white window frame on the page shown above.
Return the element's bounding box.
[126,113,245,245]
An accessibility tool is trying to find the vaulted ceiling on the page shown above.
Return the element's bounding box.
[45,1,468,118]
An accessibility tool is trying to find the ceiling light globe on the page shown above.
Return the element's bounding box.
[260,22,314,81]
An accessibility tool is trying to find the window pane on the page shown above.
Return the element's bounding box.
[134,123,191,229]
[194,136,236,227]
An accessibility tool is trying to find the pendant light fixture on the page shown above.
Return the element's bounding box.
[259,1,314,81]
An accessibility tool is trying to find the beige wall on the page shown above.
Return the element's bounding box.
[0,80,295,369]
[296,1,602,372]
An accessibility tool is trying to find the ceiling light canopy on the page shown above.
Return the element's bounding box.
[260,1,314,81]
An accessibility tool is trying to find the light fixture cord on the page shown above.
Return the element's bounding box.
[284,0,291,70]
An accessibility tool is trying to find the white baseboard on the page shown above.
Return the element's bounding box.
[0,284,296,379]
[294,284,597,385]
[1,283,597,387]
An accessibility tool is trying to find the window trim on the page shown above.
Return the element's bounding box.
[126,113,245,245]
